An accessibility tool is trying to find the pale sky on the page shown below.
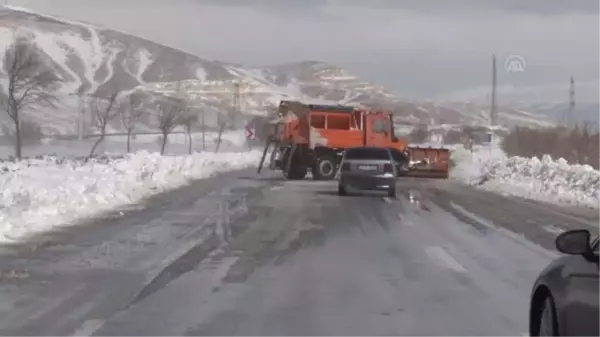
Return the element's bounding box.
[8,0,600,98]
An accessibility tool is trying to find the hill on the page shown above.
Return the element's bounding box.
[0,5,553,137]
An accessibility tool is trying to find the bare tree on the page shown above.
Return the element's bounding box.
[0,83,7,117]
[76,84,86,141]
[156,97,184,155]
[1,33,61,160]
[87,92,119,161]
[214,109,230,153]
[199,108,206,151]
[502,124,599,169]
[120,93,145,153]
[179,109,198,154]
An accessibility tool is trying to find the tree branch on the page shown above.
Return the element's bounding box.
[1,33,61,159]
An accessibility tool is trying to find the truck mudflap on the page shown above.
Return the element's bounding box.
[404,146,451,179]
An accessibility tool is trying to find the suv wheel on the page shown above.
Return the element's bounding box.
[388,187,396,198]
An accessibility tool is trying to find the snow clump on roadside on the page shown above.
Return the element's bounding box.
[0,150,262,242]
[451,145,599,208]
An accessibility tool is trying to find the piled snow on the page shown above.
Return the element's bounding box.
[0,150,262,242]
[451,145,600,208]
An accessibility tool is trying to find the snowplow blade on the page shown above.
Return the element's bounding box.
[404,169,449,179]
[404,146,451,179]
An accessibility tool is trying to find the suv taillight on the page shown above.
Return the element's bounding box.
[341,163,350,171]
[383,163,394,173]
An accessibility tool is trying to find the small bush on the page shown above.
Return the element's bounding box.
[502,124,599,169]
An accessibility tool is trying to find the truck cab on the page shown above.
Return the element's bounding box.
[363,112,404,148]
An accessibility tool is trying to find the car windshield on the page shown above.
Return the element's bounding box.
[345,148,390,160]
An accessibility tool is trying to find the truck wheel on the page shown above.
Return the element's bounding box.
[280,146,307,180]
[284,165,308,180]
[313,155,337,180]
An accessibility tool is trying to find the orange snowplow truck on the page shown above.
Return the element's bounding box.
[257,100,450,180]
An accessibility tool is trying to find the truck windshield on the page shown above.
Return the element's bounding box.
[345,148,390,160]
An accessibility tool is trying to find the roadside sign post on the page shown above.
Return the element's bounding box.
[245,124,255,151]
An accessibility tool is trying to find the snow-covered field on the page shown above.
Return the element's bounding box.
[451,145,600,209]
[0,130,251,159]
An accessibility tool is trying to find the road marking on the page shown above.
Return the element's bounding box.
[270,185,283,191]
[425,246,466,272]
[71,318,106,336]
[543,225,565,235]
[398,213,415,226]
[382,197,393,204]
[211,256,239,290]
[449,201,560,260]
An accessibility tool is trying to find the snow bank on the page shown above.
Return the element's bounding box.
[0,150,262,242]
[451,145,600,208]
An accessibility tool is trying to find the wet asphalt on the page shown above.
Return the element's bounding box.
[0,169,597,336]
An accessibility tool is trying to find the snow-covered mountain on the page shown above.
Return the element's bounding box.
[0,5,553,136]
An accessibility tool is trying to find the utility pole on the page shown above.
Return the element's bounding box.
[232,81,240,129]
[564,76,575,127]
[490,54,497,126]
[232,81,250,150]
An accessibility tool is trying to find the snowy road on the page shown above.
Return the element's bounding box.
[0,171,597,336]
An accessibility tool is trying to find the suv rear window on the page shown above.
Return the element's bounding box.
[345,148,390,160]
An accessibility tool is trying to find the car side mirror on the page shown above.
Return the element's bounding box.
[555,229,591,255]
